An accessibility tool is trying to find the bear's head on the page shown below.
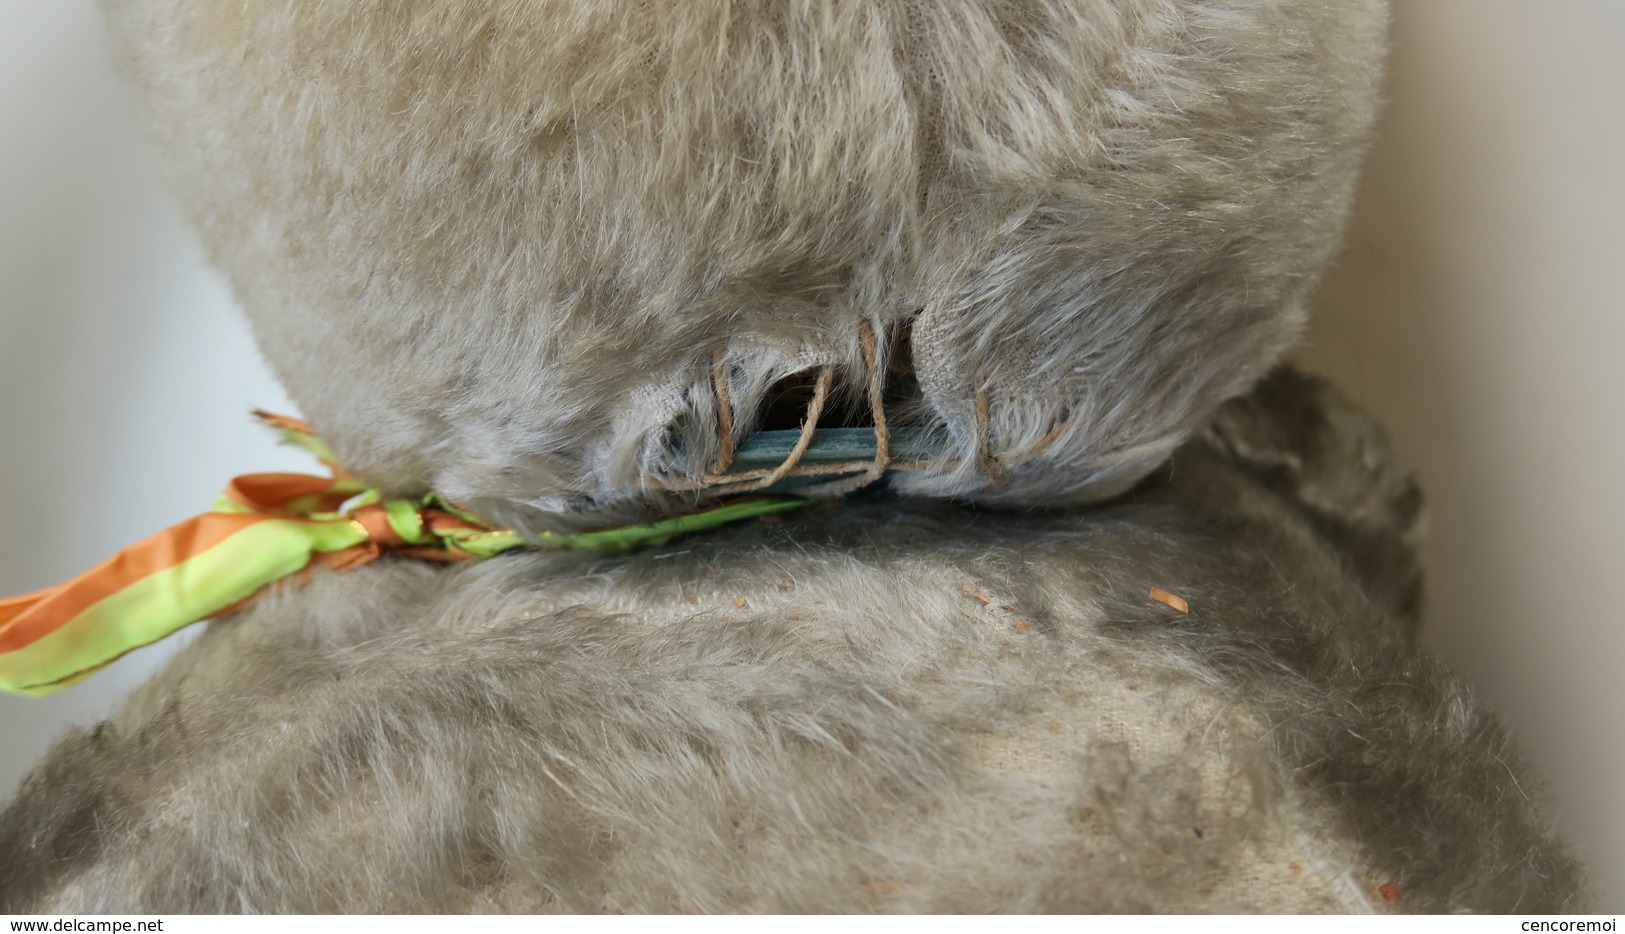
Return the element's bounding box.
[101,0,1388,531]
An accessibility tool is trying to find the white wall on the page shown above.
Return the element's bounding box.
[1,0,1619,910]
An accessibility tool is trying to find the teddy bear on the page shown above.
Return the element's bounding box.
[0,0,1585,912]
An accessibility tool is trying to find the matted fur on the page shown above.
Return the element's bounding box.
[98,0,1387,527]
[0,373,1584,912]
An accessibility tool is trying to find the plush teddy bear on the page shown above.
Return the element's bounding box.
[0,0,1585,912]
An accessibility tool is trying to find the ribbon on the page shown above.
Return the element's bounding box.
[0,413,811,696]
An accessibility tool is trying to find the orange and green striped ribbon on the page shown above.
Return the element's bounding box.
[0,412,810,697]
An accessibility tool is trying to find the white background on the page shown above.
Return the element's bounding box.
[1,0,1620,910]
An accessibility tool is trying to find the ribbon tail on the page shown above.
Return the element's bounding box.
[252,410,348,478]
[0,512,371,696]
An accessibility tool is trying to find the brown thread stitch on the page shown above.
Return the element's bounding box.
[711,349,735,475]
[798,320,897,498]
[1006,408,1082,469]
[732,366,834,493]
[974,378,1008,486]
[655,459,878,492]
[862,320,891,481]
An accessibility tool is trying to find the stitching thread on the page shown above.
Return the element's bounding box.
[661,321,1067,494]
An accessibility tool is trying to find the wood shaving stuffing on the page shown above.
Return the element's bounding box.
[1379,881,1402,902]
[686,595,700,605]
[959,582,993,605]
[1149,587,1189,613]
[734,596,748,608]
[1010,618,1033,634]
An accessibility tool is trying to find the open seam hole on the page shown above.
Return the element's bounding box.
[660,320,929,493]
[754,320,919,433]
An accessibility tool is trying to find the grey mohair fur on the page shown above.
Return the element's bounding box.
[0,371,1584,912]
[2,0,1584,914]
[98,0,1388,528]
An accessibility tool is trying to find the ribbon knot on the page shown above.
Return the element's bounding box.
[351,503,412,548]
